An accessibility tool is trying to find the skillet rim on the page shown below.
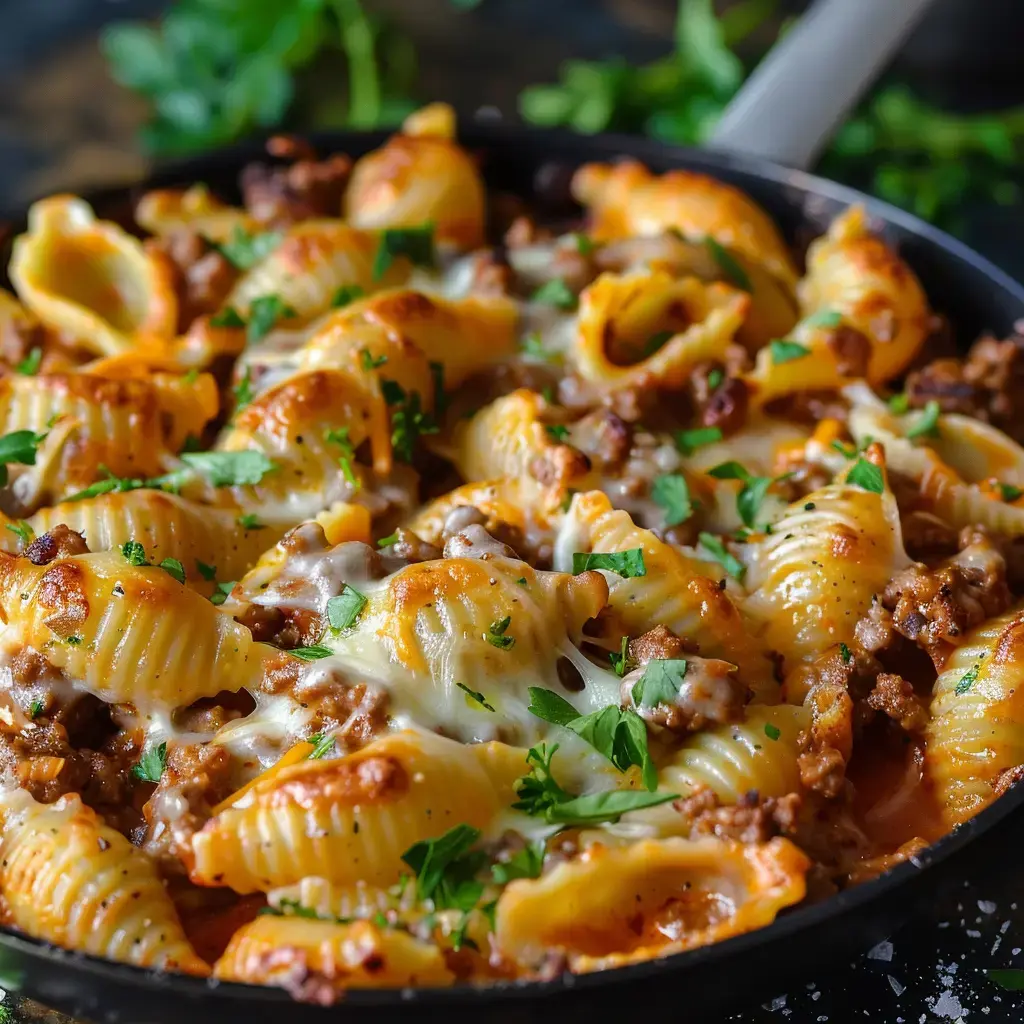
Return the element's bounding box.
[1,121,1023,1010]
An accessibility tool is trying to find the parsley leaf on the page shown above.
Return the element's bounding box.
[698,532,746,580]
[331,284,366,308]
[210,580,235,606]
[457,683,496,712]
[0,429,46,486]
[999,482,1023,502]
[486,616,515,650]
[572,549,646,578]
[764,722,781,741]
[839,642,852,664]
[905,399,941,440]
[28,699,43,719]
[131,741,167,783]
[327,585,367,631]
[232,368,255,412]
[632,659,688,708]
[291,645,334,661]
[361,348,388,371]
[675,425,722,455]
[803,309,843,328]
[520,332,554,361]
[236,513,264,530]
[390,390,439,462]
[196,561,217,581]
[609,636,633,677]
[955,662,981,696]
[651,473,693,526]
[570,232,595,255]
[180,450,277,487]
[247,294,296,343]
[15,347,42,375]
[546,788,677,825]
[888,391,910,414]
[527,687,657,791]
[217,226,282,270]
[210,307,245,329]
[324,426,355,459]
[846,458,885,494]
[491,840,544,884]
[307,732,336,759]
[121,540,148,566]
[373,224,436,280]
[511,744,571,818]
[705,237,751,291]
[5,521,34,546]
[707,368,724,390]
[401,823,483,906]
[531,278,577,310]
[158,557,186,584]
[544,424,570,442]
[707,461,777,528]
[769,339,810,364]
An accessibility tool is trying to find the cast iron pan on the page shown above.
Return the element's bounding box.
[1,124,1024,1023]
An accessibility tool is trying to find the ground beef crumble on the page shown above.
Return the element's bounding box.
[676,787,802,844]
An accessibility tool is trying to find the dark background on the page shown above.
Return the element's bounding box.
[1,1,1023,1021]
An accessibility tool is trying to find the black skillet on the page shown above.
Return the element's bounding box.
[4,0,1024,1018]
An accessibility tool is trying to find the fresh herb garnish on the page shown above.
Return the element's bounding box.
[544,423,571,442]
[527,687,657,791]
[307,732,336,759]
[0,430,46,486]
[609,636,632,678]
[905,399,941,440]
[246,294,296,343]
[390,389,439,462]
[373,225,436,280]
[804,310,843,328]
[531,278,577,310]
[361,348,388,370]
[707,368,724,390]
[15,347,42,375]
[707,460,779,528]
[888,391,910,414]
[651,473,693,526]
[210,307,245,329]
[698,532,745,580]
[28,699,43,719]
[327,585,367,631]
[839,642,852,664]
[955,662,981,696]
[210,580,235,606]
[332,283,367,308]
[491,840,545,884]
[120,540,148,566]
[631,659,688,709]
[769,339,811,364]
[572,549,646,578]
[180,450,277,487]
[520,332,555,361]
[196,561,217,581]
[486,616,515,650]
[998,482,1024,502]
[236,513,264,530]
[764,722,781,741]
[570,232,595,255]
[131,742,167,783]
[846,458,885,494]
[457,683,496,712]
[232,368,255,413]
[675,425,722,455]
[158,557,186,584]
[291,645,334,661]
[217,226,282,269]
[705,237,751,291]
[5,521,34,545]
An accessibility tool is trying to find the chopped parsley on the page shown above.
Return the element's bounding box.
[373,224,436,280]
[28,699,43,719]
[246,294,296,343]
[764,722,781,741]
[491,840,544,883]
[158,557,186,584]
[486,616,515,650]
[955,662,981,696]
[527,687,656,791]
[846,458,885,494]
[15,347,42,375]
[631,659,688,709]
[520,332,554,361]
[707,368,724,390]
[232,368,255,412]
[290,645,334,661]
[131,741,167,783]
[196,561,217,581]
[705,237,751,291]
[998,482,1024,502]
[390,389,439,463]
[544,423,571,442]
[905,399,941,440]
[326,585,367,631]
[5,521,34,546]
[361,349,388,371]
[0,430,46,486]
[707,460,779,528]
[216,226,282,269]
[609,636,633,678]
[651,473,693,527]
[572,549,646,578]
[675,425,722,455]
[377,533,399,548]
[769,339,811,364]
[209,307,246,328]
[531,278,577,310]
[803,309,843,328]
[839,642,852,664]
[236,513,264,530]
[180,450,277,487]
[210,580,236,606]
[307,732,336,759]
[888,391,910,414]
[331,284,366,308]
[120,540,148,566]
[698,532,746,580]
[457,683,496,712]
[570,232,595,255]
[66,636,83,646]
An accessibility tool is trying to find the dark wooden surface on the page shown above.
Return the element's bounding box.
[0,2,1023,1021]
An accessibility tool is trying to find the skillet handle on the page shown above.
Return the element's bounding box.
[707,0,937,170]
